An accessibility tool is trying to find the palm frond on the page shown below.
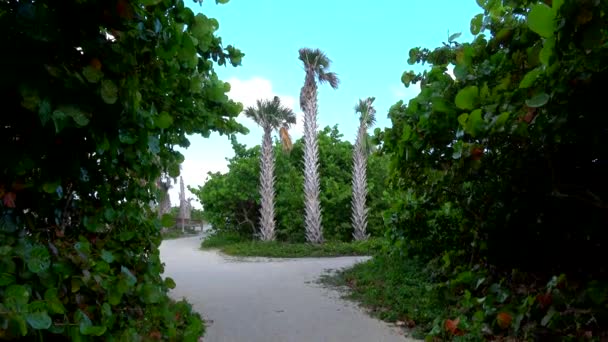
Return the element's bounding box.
[279,126,293,152]
[319,71,340,89]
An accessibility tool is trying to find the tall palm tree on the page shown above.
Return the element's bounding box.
[298,48,339,244]
[351,97,376,241]
[245,96,296,241]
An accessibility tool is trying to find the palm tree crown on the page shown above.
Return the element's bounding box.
[244,96,296,241]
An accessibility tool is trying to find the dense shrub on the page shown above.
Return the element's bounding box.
[383,0,608,339]
[0,0,244,339]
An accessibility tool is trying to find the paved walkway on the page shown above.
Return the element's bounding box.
[160,236,415,342]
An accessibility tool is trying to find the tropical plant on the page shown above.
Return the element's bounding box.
[244,97,296,241]
[351,97,376,240]
[192,126,391,242]
[381,0,608,339]
[298,48,340,244]
[0,0,244,339]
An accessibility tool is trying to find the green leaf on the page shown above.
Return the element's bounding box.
[101,250,114,263]
[493,112,510,130]
[27,245,51,273]
[527,4,555,38]
[38,98,52,126]
[526,93,550,108]
[154,112,174,129]
[466,109,485,137]
[101,80,118,104]
[121,266,137,287]
[141,0,162,5]
[164,277,176,289]
[82,66,103,83]
[470,14,483,35]
[5,284,29,310]
[191,14,212,41]
[26,311,52,330]
[431,98,452,113]
[11,315,28,336]
[80,324,107,336]
[401,71,416,87]
[455,86,479,110]
[77,309,107,336]
[458,113,469,127]
[0,273,14,286]
[51,109,70,133]
[44,288,65,314]
[216,0,229,3]
[539,37,555,66]
[140,283,163,304]
[62,106,90,127]
[552,0,564,12]
[519,67,542,88]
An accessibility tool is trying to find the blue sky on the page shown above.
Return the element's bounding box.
[172,0,484,207]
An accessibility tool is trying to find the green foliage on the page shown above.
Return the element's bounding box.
[201,231,384,258]
[200,231,247,249]
[382,0,608,339]
[192,126,391,242]
[322,254,442,339]
[0,0,244,339]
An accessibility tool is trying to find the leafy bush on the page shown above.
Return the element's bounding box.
[200,231,247,249]
[382,0,608,339]
[0,0,244,339]
[192,126,392,242]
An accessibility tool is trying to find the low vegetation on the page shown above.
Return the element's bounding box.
[322,254,442,339]
[201,231,384,258]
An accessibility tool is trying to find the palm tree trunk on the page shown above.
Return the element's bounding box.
[258,124,276,241]
[352,124,369,240]
[302,71,324,244]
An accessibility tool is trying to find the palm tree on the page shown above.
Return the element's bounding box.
[244,96,296,241]
[157,175,172,220]
[298,48,339,244]
[351,97,376,241]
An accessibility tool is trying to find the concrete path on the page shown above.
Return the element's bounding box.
[159,236,415,342]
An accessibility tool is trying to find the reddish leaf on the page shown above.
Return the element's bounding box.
[90,58,102,70]
[497,312,512,329]
[537,293,553,308]
[2,192,16,208]
[445,318,465,336]
[149,330,162,340]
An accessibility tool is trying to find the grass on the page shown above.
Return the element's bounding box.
[320,253,444,339]
[200,231,385,258]
[161,228,199,240]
